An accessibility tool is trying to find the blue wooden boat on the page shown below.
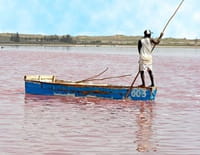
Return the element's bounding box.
[24,75,157,101]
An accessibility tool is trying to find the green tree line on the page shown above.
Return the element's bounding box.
[10,33,74,44]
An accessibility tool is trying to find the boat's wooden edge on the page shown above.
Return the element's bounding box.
[24,75,157,90]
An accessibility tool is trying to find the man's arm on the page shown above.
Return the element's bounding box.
[138,40,142,54]
[151,38,160,45]
[151,32,164,45]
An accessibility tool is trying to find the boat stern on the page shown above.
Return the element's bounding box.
[127,87,157,101]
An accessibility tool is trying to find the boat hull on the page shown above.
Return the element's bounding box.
[25,80,157,101]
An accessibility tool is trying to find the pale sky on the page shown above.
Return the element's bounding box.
[0,0,199,39]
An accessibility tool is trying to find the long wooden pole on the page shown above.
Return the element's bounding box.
[125,71,139,99]
[125,0,184,99]
[151,0,184,52]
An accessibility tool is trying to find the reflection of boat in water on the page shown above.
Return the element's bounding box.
[24,93,157,153]
[24,75,157,101]
[24,94,94,105]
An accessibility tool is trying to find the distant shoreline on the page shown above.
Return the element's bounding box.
[0,43,199,49]
[0,33,199,48]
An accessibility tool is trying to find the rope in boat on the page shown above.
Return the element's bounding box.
[76,67,109,83]
[76,67,132,83]
[79,74,132,82]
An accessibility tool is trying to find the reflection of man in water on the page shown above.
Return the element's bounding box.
[135,102,156,152]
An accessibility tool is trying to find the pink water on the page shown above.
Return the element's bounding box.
[0,46,200,154]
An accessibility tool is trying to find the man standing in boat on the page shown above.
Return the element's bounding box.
[138,30,163,87]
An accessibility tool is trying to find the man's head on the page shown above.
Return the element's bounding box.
[144,30,151,38]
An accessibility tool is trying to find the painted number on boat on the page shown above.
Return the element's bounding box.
[131,89,146,98]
